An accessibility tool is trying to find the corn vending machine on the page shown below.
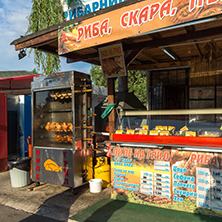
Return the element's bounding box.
[31,71,92,188]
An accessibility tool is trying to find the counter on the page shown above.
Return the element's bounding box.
[109,133,222,218]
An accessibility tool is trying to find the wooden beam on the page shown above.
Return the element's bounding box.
[184,26,203,58]
[149,33,162,40]
[193,40,203,58]
[125,48,143,66]
[127,61,190,70]
[107,78,116,138]
[14,30,58,51]
[35,45,58,55]
[68,24,222,64]
[141,51,159,63]
[184,25,195,33]
[124,25,222,51]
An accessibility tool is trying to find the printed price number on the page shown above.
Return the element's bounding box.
[198,178,204,183]
[156,173,162,177]
[213,179,222,184]
[156,187,162,191]
[156,182,162,186]
[198,170,204,175]
[213,187,222,192]
[198,186,204,191]
[198,194,205,199]
[213,171,221,176]
[213,196,222,201]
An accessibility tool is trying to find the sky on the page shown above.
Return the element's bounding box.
[0,0,92,74]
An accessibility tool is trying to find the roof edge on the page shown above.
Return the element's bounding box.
[10,0,142,46]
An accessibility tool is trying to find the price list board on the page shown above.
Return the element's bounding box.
[211,169,222,211]
[196,167,211,209]
[111,144,222,218]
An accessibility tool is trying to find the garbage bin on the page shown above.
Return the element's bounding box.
[7,157,31,188]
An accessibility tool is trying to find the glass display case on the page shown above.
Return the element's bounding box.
[116,109,222,136]
[114,109,222,148]
[31,71,93,188]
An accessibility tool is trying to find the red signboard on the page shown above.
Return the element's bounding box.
[0,93,7,172]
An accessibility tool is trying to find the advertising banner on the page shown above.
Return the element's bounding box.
[111,145,222,217]
[61,0,127,20]
[99,43,127,78]
[58,0,222,55]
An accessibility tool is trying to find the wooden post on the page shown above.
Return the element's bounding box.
[108,78,116,140]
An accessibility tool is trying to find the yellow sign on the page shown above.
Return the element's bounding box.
[160,131,170,136]
[126,130,135,135]
[99,43,127,78]
[44,159,62,172]
[185,131,196,137]
[168,126,175,131]
[155,126,163,131]
[139,130,148,135]
[142,125,149,130]
[180,126,188,131]
[149,130,159,135]
[115,130,124,134]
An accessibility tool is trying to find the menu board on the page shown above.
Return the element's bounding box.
[111,146,222,217]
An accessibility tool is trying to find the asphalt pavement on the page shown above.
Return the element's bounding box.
[0,204,61,222]
[0,171,111,222]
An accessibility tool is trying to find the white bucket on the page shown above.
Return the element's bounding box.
[89,179,103,193]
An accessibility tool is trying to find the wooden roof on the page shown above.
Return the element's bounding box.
[10,0,222,71]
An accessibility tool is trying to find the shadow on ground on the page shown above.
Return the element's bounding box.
[19,185,89,222]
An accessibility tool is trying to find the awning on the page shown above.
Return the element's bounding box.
[0,74,39,95]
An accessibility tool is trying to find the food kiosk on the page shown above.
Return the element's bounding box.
[110,93,222,217]
[31,71,93,188]
[10,0,222,218]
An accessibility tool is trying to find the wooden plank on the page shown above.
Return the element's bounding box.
[108,78,116,139]
[125,48,143,66]
[193,41,203,58]
[141,51,159,63]
[125,25,222,51]
[14,30,58,51]
[128,61,190,70]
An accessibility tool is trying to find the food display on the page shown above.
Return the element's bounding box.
[49,90,72,100]
[115,114,222,138]
[45,122,73,132]
[54,135,73,143]
[32,71,93,188]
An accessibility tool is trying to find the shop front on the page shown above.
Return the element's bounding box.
[11,0,222,217]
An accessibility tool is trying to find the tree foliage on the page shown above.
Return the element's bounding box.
[90,65,147,105]
[128,70,147,105]
[26,0,65,74]
[90,65,107,87]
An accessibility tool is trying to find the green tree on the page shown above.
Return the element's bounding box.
[90,65,147,105]
[26,0,65,74]
[90,65,107,87]
[128,70,147,105]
